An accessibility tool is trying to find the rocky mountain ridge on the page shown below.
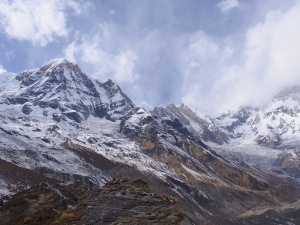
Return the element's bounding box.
[152,103,228,144]
[1,59,300,224]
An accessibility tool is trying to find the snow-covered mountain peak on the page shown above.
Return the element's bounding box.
[103,78,117,87]
[151,103,228,144]
[214,87,300,148]
[0,60,134,121]
[178,103,212,121]
[16,59,86,86]
[40,58,69,67]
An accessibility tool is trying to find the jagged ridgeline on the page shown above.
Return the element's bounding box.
[0,59,300,225]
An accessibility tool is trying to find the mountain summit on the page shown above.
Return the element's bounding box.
[152,103,229,144]
[215,86,300,149]
[0,59,134,122]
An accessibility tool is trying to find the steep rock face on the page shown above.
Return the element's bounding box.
[0,59,134,121]
[152,104,228,144]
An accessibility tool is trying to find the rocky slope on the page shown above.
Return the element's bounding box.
[0,59,300,224]
[0,178,185,225]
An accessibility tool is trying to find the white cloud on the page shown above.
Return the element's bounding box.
[114,50,139,83]
[217,0,240,14]
[0,0,80,46]
[180,31,222,114]
[212,3,300,112]
[64,28,139,84]
[180,3,300,115]
[66,1,91,15]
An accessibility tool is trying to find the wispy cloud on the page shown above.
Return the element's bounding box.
[179,2,300,115]
[180,31,221,113]
[0,0,80,46]
[64,26,139,84]
[219,5,300,109]
[217,0,240,14]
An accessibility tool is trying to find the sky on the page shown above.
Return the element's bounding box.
[0,0,300,116]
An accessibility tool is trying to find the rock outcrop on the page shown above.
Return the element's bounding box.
[0,178,185,225]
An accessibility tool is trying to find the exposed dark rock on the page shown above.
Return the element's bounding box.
[0,158,59,198]
[52,113,61,122]
[0,126,20,136]
[38,101,48,108]
[256,134,281,148]
[0,178,185,225]
[62,111,83,123]
[22,104,33,115]
[49,100,59,109]
[94,104,108,118]
[82,178,184,225]
[41,138,50,143]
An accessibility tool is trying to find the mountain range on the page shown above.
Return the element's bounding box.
[0,59,300,225]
